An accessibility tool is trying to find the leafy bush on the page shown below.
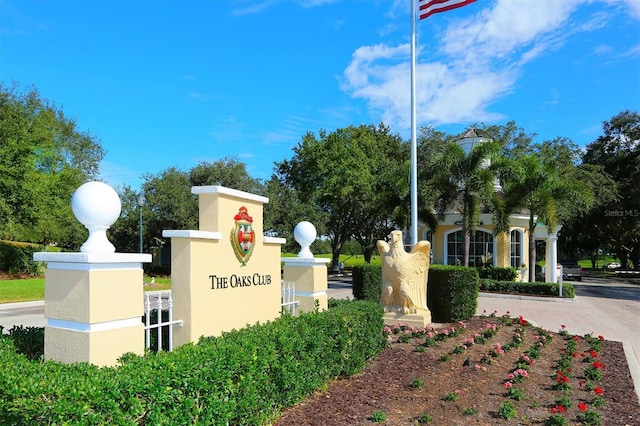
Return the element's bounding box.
[0,241,45,275]
[479,280,575,298]
[477,266,517,281]
[498,401,518,419]
[1,325,44,360]
[352,263,382,302]
[428,265,479,322]
[369,410,387,422]
[0,300,385,425]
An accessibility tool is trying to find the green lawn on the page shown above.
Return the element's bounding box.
[0,278,45,303]
[0,275,171,304]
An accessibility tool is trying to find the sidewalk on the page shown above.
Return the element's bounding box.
[0,300,45,330]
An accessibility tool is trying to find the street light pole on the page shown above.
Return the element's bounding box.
[137,192,146,253]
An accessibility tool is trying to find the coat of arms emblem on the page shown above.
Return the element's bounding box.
[230,206,255,266]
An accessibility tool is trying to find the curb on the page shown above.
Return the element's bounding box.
[478,292,577,303]
[0,300,44,310]
[622,341,640,404]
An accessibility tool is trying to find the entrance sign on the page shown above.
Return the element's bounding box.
[163,186,285,347]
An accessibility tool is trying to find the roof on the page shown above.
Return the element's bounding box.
[458,128,494,140]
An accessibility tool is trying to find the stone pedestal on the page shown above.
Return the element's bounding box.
[382,311,431,328]
[282,258,330,313]
[33,252,151,366]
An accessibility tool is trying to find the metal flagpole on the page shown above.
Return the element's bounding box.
[410,0,418,247]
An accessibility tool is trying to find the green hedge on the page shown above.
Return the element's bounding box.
[0,241,45,275]
[352,263,382,302]
[479,280,575,298]
[427,265,479,322]
[477,266,518,281]
[0,300,385,425]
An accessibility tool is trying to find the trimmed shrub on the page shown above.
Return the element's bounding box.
[0,325,44,361]
[479,280,575,298]
[478,266,518,281]
[0,300,385,425]
[352,263,382,302]
[0,241,44,275]
[428,265,479,322]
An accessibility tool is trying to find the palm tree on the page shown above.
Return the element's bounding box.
[501,154,594,281]
[430,138,502,267]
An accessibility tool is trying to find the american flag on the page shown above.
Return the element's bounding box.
[419,0,477,20]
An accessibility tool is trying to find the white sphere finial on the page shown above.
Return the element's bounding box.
[294,221,317,258]
[71,181,121,253]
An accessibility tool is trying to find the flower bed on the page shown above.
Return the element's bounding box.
[276,313,639,425]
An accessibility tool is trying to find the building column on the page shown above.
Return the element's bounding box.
[545,227,560,283]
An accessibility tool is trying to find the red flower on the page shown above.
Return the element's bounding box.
[572,352,578,357]
[592,361,605,369]
[594,387,604,395]
[589,349,599,357]
[578,402,587,411]
[555,405,567,413]
[573,335,580,341]
[598,335,604,340]
[561,324,566,329]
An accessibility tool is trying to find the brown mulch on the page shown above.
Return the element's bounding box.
[0,272,38,280]
[275,316,639,425]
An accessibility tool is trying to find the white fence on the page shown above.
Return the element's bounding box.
[281,281,299,315]
[143,282,298,352]
[143,291,183,352]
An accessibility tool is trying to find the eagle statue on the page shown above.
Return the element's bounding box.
[377,230,431,314]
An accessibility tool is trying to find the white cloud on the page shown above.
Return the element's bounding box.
[339,0,616,131]
[609,0,640,20]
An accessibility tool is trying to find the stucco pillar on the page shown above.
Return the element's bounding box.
[545,229,560,283]
[281,221,330,313]
[282,258,330,313]
[34,252,150,366]
[33,182,151,366]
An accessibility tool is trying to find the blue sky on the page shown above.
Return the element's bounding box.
[2,0,639,190]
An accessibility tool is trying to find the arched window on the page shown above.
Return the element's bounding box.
[422,229,432,243]
[445,229,494,267]
[510,229,523,267]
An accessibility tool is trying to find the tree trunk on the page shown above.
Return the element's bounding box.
[462,223,470,267]
[330,238,342,272]
[362,245,373,263]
